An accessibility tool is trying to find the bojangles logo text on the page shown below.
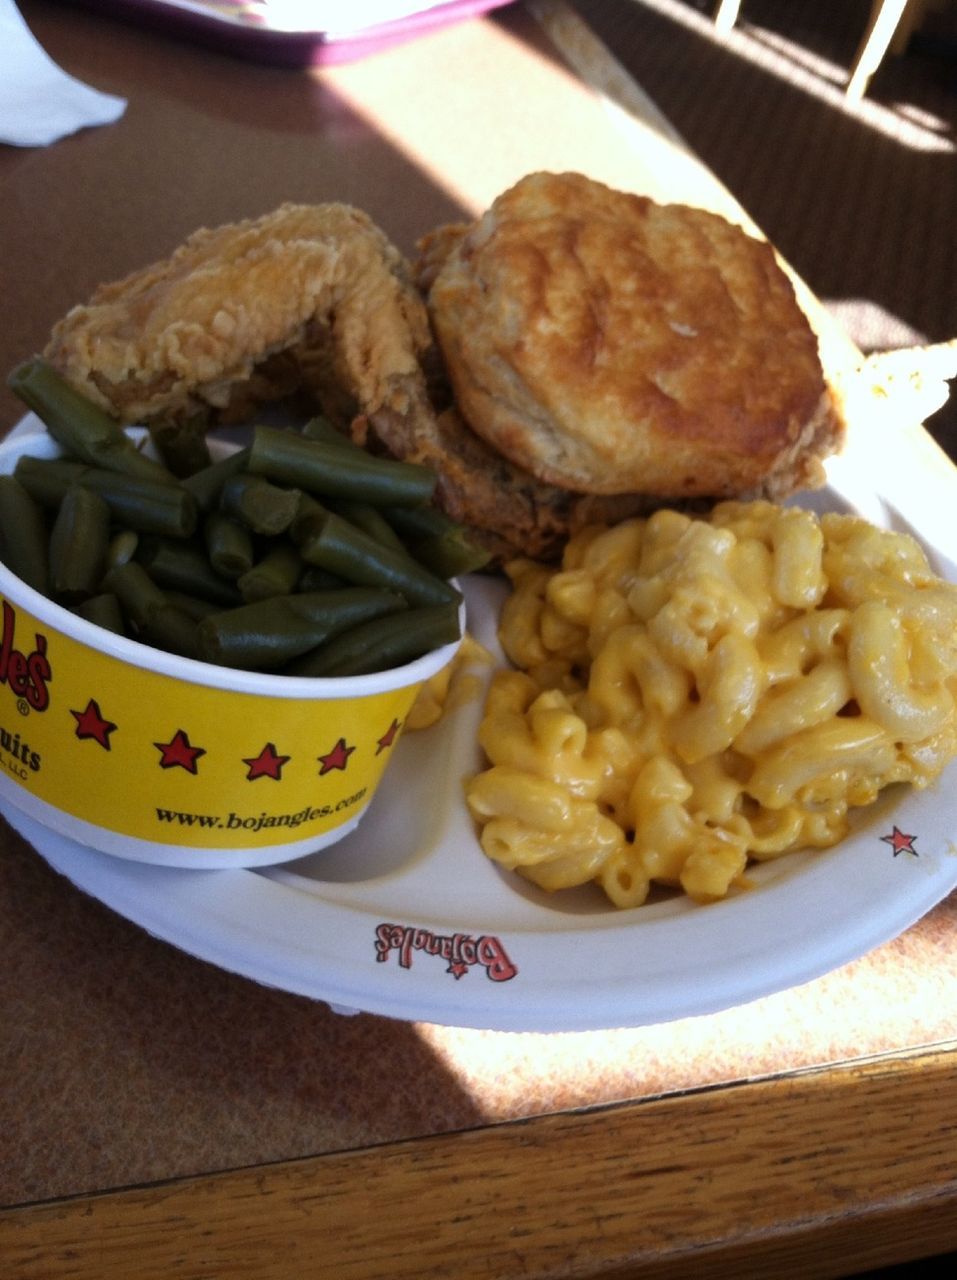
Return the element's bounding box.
[375,923,518,982]
[0,600,52,712]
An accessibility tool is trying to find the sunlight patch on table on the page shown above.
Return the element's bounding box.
[314,9,728,217]
[634,0,955,154]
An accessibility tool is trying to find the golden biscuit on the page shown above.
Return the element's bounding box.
[425,172,843,497]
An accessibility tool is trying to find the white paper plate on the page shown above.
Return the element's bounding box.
[4,419,957,1032]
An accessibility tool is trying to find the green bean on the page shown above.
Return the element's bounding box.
[204,512,255,581]
[0,474,50,595]
[289,492,330,542]
[3,385,474,677]
[74,592,126,635]
[286,603,460,677]
[137,539,243,608]
[237,542,302,603]
[383,505,491,577]
[405,528,491,578]
[13,455,88,507]
[49,485,110,601]
[17,454,188,541]
[134,603,201,659]
[79,470,197,538]
[294,508,459,608]
[383,503,467,540]
[298,566,346,593]
[220,472,301,536]
[8,358,176,484]
[102,562,200,658]
[198,588,406,671]
[181,447,250,512]
[301,416,361,448]
[149,416,212,478]
[330,490,489,574]
[327,498,408,554]
[164,590,222,621]
[248,425,436,507]
[106,530,139,571]
[101,560,165,623]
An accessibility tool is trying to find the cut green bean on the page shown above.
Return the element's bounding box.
[49,485,110,601]
[181,447,250,512]
[164,590,222,621]
[74,592,126,635]
[301,416,362,449]
[102,560,172,625]
[327,498,408,554]
[237,542,303,603]
[383,504,491,577]
[8,358,176,484]
[221,472,301,536]
[3,378,473,677]
[0,474,50,594]
[406,528,491,578]
[198,588,406,671]
[286,603,460,677]
[13,455,88,507]
[298,565,346,593]
[20,453,192,541]
[382,503,467,540]
[106,530,139,571]
[353,498,491,575]
[249,425,436,507]
[294,508,459,608]
[149,416,212,478]
[204,512,255,581]
[137,539,243,608]
[78,470,198,538]
[290,492,330,543]
[102,562,200,658]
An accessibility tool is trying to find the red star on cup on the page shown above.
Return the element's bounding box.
[71,698,117,750]
[318,736,354,775]
[154,729,206,774]
[880,825,918,857]
[376,718,401,755]
[447,961,469,980]
[243,742,290,781]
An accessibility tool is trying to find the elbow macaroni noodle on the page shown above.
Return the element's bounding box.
[466,502,957,908]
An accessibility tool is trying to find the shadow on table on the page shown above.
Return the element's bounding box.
[0,824,491,1208]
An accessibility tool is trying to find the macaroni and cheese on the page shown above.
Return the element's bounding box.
[466,502,957,907]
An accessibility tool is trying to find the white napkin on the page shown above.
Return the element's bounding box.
[0,0,126,147]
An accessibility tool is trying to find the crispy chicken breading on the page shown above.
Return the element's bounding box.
[44,202,433,427]
[41,188,845,566]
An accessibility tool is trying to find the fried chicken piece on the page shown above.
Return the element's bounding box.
[44,202,433,427]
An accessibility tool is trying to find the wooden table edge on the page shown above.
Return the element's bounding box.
[4,1044,957,1278]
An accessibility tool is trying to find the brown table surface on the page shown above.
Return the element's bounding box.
[2,2,957,1276]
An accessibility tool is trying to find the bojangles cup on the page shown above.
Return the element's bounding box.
[0,432,463,869]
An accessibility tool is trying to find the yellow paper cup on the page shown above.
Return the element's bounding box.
[0,429,463,868]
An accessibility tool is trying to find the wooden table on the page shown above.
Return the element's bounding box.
[2,3,956,1276]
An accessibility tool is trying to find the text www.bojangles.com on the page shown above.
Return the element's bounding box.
[155,788,367,833]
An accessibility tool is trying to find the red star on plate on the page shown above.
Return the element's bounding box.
[71,698,117,750]
[318,736,354,775]
[376,718,401,755]
[880,825,918,857]
[447,961,469,980]
[243,742,290,781]
[154,729,206,774]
